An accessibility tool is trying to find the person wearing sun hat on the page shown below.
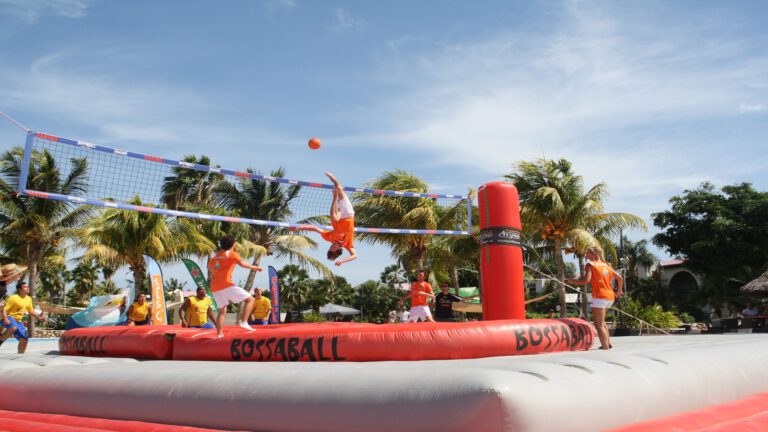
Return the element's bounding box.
[0,263,27,297]
[0,263,27,310]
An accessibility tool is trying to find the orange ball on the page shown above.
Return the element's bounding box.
[308,137,321,150]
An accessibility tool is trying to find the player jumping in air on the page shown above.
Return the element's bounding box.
[292,172,358,266]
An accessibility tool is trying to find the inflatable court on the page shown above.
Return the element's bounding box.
[57,319,595,361]
[2,334,768,431]
[2,125,767,431]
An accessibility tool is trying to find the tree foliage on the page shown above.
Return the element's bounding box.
[354,170,470,272]
[0,147,92,335]
[653,182,768,287]
[506,158,646,316]
[215,167,331,287]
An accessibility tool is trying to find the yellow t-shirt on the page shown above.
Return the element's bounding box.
[3,294,33,321]
[128,302,149,322]
[186,296,212,327]
[251,296,272,321]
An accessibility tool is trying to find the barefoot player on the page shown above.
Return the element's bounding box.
[292,172,358,267]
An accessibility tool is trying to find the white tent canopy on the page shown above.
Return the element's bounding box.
[319,303,360,315]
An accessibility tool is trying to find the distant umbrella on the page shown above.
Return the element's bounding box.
[741,270,768,295]
[319,303,360,315]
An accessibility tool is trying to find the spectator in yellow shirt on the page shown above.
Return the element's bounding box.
[179,287,216,329]
[1,281,48,353]
[126,293,152,326]
[248,288,272,325]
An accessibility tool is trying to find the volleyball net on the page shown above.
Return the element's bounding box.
[17,131,472,235]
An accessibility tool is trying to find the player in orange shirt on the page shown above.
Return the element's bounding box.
[207,235,263,337]
[397,270,436,322]
[292,172,358,267]
[567,246,623,350]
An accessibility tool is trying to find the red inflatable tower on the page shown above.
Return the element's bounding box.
[477,182,526,320]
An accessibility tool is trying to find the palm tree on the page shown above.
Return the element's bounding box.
[215,167,331,289]
[354,170,470,273]
[353,280,401,323]
[66,259,101,304]
[0,147,92,335]
[279,264,311,312]
[38,255,67,304]
[161,155,223,210]
[164,277,188,292]
[620,237,656,292]
[380,264,408,288]
[506,158,647,317]
[77,196,215,293]
[426,223,481,292]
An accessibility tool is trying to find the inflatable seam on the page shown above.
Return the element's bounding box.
[606,361,632,370]
[561,364,594,374]
[517,371,549,381]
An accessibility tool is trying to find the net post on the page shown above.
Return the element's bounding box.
[466,193,473,233]
[477,182,525,320]
[17,131,35,194]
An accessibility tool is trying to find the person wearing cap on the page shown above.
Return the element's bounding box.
[248,288,272,326]
[126,293,152,326]
[1,280,48,353]
[546,309,556,319]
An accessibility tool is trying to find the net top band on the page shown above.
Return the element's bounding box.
[32,131,469,200]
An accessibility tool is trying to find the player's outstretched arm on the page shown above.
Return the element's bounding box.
[335,247,358,266]
[238,258,262,272]
[325,172,342,190]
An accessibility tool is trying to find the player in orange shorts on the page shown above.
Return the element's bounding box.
[292,172,358,267]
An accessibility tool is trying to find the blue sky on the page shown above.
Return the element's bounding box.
[1,0,767,289]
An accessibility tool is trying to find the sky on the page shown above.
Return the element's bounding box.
[1,0,767,290]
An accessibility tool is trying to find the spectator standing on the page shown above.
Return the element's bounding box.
[433,283,464,323]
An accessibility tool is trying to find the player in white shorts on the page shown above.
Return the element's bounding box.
[397,270,436,323]
[208,235,263,337]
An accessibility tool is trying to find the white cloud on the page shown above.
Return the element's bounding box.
[262,0,295,21]
[331,8,368,34]
[740,103,765,113]
[0,51,214,144]
[0,0,93,23]
[352,1,768,222]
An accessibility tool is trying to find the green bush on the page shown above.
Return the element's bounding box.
[621,299,681,329]
[302,311,326,323]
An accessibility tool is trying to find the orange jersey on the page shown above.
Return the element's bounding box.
[587,260,615,300]
[410,281,433,307]
[321,217,355,251]
[208,250,242,292]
